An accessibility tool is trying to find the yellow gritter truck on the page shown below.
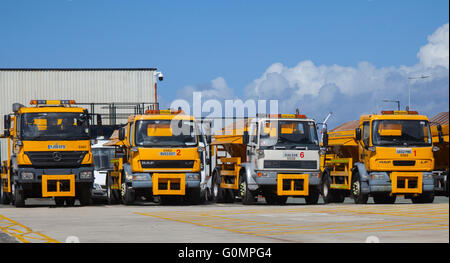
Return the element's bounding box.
[106,109,208,205]
[0,100,95,207]
[320,110,436,204]
[430,112,449,197]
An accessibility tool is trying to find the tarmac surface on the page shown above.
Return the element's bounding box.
[0,196,448,243]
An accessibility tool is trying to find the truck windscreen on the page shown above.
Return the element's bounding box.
[372,120,432,146]
[20,112,90,141]
[93,148,115,170]
[134,119,198,147]
[259,120,319,150]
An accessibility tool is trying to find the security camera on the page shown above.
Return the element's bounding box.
[157,72,164,81]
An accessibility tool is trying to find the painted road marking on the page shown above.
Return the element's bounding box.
[135,204,448,239]
[0,214,59,243]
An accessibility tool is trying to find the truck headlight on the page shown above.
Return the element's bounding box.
[187,173,200,180]
[133,174,149,181]
[257,171,276,177]
[370,173,385,180]
[423,173,433,180]
[21,172,34,180]
[80,171,93,179]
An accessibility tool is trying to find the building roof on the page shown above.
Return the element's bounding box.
[430,112,449,126]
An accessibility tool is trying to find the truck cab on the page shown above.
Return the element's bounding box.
[210,113,321,205]
[1,100,94,207]
[107,109,206,205]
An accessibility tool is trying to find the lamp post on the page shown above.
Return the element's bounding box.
[407,75,430,110]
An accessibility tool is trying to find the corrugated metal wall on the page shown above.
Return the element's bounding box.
[0,68,157,159]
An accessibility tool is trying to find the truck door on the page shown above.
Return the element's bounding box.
[360,121,371,165]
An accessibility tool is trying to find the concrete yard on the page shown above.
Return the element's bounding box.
[0,197,448,243]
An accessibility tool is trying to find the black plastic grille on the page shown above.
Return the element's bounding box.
[25,151,87,167]
[393,160,416,166]
[264,160,317,169]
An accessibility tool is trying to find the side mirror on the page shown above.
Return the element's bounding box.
[437,124,444,144]
[322,132,328,147]
[118,128,125,141]
[243,131,249,145]
[4,115,11,130]
[355,128,362,141]
[206,135,211,144]
[12,103,23,113]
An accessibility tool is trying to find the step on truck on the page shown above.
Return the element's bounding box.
[208,113,321,205]
[0,100,95,207]
[106,109,208,205]
[430,112,448,197]
[320,110,436,204]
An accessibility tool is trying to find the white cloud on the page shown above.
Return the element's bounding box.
[176,76,233,102]
[174,23,449,128]
[417,23,449,69]
[244,23,449,128]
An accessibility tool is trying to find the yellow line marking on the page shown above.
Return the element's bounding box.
[135,203,449,238]
[0,214,60,243]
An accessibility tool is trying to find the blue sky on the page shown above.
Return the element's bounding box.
[0,0,448,127]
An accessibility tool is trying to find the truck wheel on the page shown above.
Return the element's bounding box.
[351,172,368,204]
[79,185,92,206]
[1,181,11,205]
[185,187,201,205]
[305,187,320,205]
[321,172,334,204]
[65,197,76,206]
[264,192,288,205]
[106,177,119,205]
[121,183,135,205]
[12,184,25,208]
[212,173,224,203]
[239,174,255,205]
[55,197,65,206]
[411,192,434,203]
[373,193,396,204]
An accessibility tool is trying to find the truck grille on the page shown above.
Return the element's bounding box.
[393,160,416,166]
[25,151,87,167]
[141,160,195,169]
[264,160,317,169]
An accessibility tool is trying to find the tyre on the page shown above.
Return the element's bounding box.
[185,187,201,205]
[264,192,288,205]
[79,184,92,206]
[321,172,334,204]
[121,183,135,205]
[305,187,320,205]
[12,184,25,208]
[351,172,369,204]
[211,171,225,203]
[106,177,119,205]
[239,173,255,205]
[65,197,76,206]
[1,179,11,205]
[411,192,434,203]
[373,193,396,204]
[55,197,65,206]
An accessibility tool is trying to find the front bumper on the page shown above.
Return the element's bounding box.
[16,167,95,183]
[129,172,201,195]
[254,171,320,186]
[367,171,434,194]
[254,171,320,196]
